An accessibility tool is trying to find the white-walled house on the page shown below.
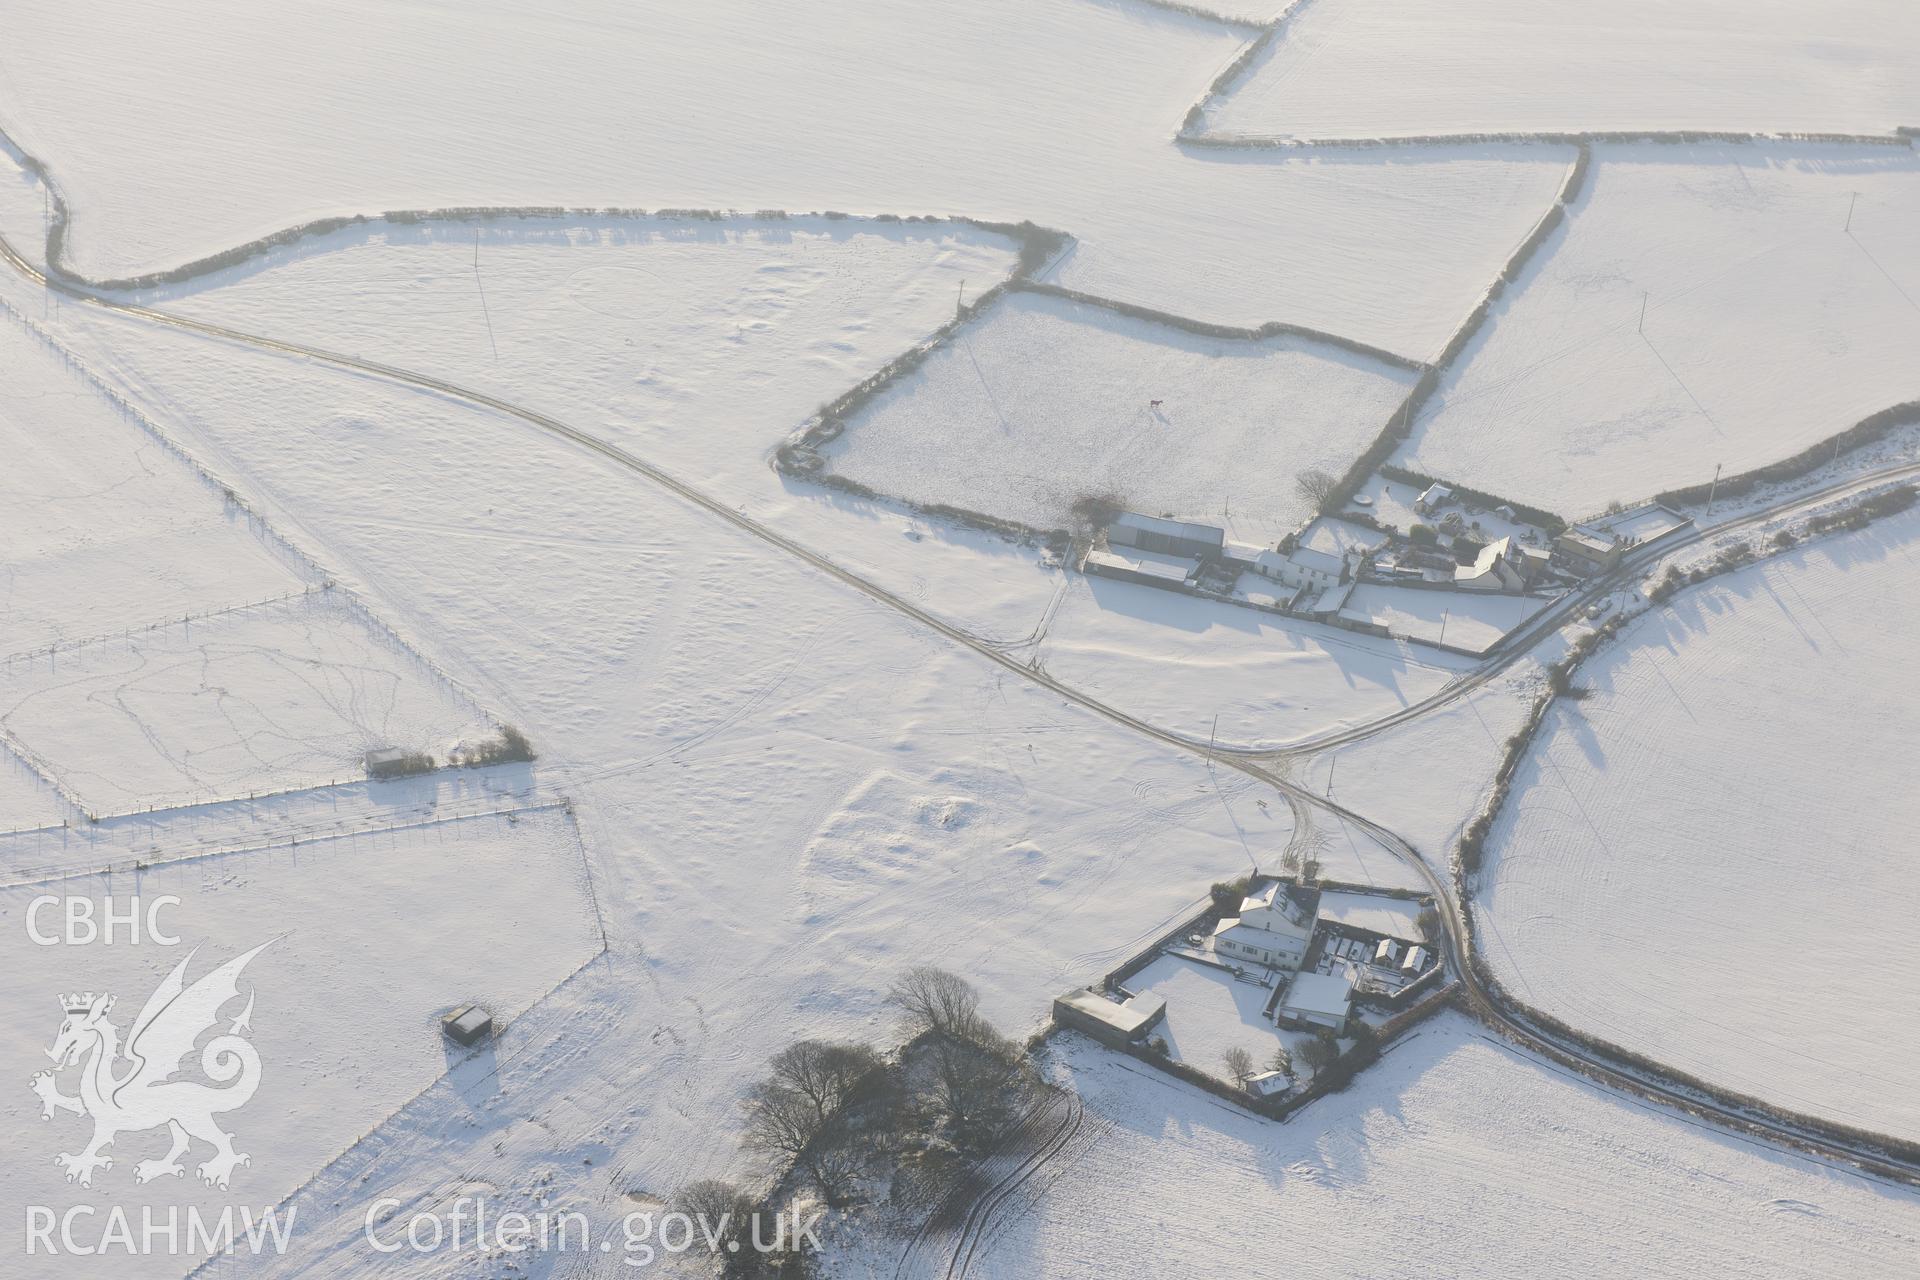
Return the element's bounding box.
[1211,878,1313,970]
[1454,536,1530,591]
[1251,545,1352,593]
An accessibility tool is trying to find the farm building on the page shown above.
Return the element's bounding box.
[1107,512,1225,559]
[1278,968,1355,1032]
[1244,1070,1295,1100]
[1053,986,1168,1046]
[1551,503,1690,576]
[1552,524,1626,576]
[1084,511,1226,589]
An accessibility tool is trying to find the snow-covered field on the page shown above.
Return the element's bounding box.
[0,0,1570,357]
[11,302,1342,1233]
[57,207,1447,754]
[1480,506,1920,1143]
[0,747,67,833]
[1035,573,1471,750]
[153,212,1020,501]
[823,1018,1920,1279]
[1342,584,1549,655]
[820,289,1414,543]
[0,592,494,815]
[0,805,601,1280]
[1398,143,1920,518]
[1204,0,1920,139]
[0,308,311,655]
[4,2,1919,1273]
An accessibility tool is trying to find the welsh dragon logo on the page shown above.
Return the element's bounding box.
[29,941,272,1190]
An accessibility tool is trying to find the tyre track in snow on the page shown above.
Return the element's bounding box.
[4,224,1919,1188]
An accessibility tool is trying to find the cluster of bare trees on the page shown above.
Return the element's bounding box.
[744,1039,890,1207]
[720,966,1034,1225]
[888,966,1036,1152]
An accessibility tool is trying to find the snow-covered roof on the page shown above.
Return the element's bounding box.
[1245,1070,1294,1098]
[1085,546,1199,583]
[1304,581,1354,616]
[1290,546,1346,577]
[1418,482,1453,506]
[1241,877,1311,927]
[1055,987,1166,1036]
[1559,525,1617,555]
[1109,511,1224,550]
[1281,969,1354,1020]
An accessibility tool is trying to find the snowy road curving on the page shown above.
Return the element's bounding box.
[2,197,1917,1191]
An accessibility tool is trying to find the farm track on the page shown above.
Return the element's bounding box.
[889,1089,1086,1280]
[4,195,1919,1192]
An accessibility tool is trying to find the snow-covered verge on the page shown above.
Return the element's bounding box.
[0,806,602,1280]
[1398,142,1920,520]
[1202,0,1920,140]
[1479,504,1920,1144]
[817,288,1415,545]
[820,1018,1920,1279]
[0,0,1569,357]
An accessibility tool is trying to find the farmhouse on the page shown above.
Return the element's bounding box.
[1212,878,1314,970]
[1251,544,1352,592]
[1454,536,1533,592]
[1278,968,1355,1032]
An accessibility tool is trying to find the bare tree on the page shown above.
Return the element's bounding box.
[1295,467,1339,511]
[1297,1032,1340,1073]
[891,968,1033,1149]
[670,1180,758,1269]
[889,967,986,1044]
[766,1040,884,1127]
[1223,1046,1255,1082]
[1268,1043,1295,1081]
[742,1081,866,1206]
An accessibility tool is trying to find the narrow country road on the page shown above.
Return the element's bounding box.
[4,207,1916,1190]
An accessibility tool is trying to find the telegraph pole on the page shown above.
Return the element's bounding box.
[1637,290,1647,334]
[1705,462,1724,514]
[1845,191,1858,234]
